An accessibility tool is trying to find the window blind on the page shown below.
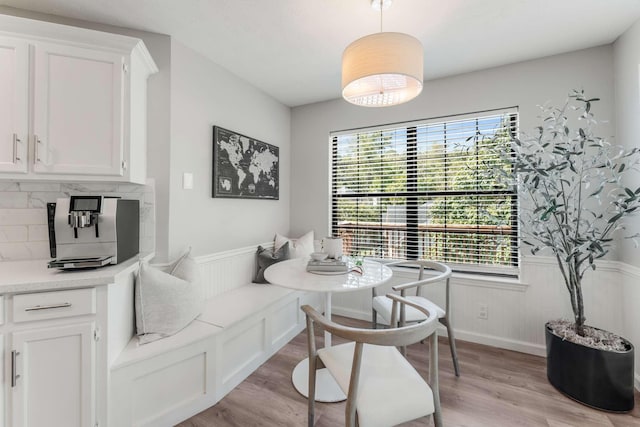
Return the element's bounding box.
[331,110,519,275]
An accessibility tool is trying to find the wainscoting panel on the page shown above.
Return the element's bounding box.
[333,256,629,359]
[620,262,640,392]
[220,319,266,385]
[192,247,638,392]
[195,243,270,300]
[270,296,301,347]
[133,353,207,426]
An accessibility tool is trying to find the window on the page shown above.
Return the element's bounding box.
[330,109,519,275]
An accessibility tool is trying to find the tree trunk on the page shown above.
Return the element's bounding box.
[568,259,586,336]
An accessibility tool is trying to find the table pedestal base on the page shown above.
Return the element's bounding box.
[291,357,346,403]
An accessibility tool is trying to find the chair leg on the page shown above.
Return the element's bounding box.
[429,333,443,427]
[371,308,377,329]
[308,356,317,427]
[442,317,460,377]
[433,412,443,427]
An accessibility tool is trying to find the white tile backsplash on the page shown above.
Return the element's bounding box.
[18,183,61,192]
[0,192,28,208]
[61,183,119,193]
[0,179,155,261]
[0,241,50,260]
[28,192,68,208]
[28,225,49,242]
[0,209,47,226]
[0,226,28,242]
[0,183,19,191]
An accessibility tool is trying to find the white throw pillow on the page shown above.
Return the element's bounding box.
[135,249,203,344]
[274,231,314,259]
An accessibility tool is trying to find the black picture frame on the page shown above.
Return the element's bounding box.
[212,126,279,200]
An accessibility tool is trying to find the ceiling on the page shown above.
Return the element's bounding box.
[2,0,640,107]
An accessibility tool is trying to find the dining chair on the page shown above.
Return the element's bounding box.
[371,260,460,377]
[302,294,443,427]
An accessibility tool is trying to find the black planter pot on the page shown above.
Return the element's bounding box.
[545,323,635,412]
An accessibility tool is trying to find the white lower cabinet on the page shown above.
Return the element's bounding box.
[10,322,95,427]
[0,288,99,427]
[0,260,141,427]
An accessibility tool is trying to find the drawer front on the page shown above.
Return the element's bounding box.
[13,288,96,323]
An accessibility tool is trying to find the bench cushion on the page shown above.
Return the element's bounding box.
[197,283,294,328]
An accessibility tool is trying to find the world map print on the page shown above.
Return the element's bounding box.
[213,126,279,199]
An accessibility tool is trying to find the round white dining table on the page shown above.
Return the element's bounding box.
[264,257,393,402]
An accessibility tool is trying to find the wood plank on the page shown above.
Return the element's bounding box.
[177,316,640,427]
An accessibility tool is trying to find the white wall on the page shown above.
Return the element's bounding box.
[290,46,621,352]
[614,17,640,390]
[290,45,616,243]
[168,40,291,259]
[614,19,640,269]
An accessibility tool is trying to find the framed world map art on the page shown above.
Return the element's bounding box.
[212,126,279,200]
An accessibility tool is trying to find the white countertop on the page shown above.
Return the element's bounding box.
[0,253,152,293]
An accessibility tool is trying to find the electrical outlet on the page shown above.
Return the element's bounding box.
[478,303,488,320]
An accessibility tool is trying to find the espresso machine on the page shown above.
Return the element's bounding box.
[47,196,139,269]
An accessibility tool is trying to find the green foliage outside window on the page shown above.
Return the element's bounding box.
[331,112,518,270]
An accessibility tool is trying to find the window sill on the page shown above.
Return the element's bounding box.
[451,271,528,292]
[388,265,529,292]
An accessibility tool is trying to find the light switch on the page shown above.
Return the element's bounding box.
[183,172,194,190]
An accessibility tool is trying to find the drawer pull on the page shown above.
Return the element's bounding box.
[11,350,20,387]
[25,302,72,311]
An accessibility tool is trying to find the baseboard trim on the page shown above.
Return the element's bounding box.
[454,329,546,357]
[332,306,547,357]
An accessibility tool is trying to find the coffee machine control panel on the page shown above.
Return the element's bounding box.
[68,195,103,238]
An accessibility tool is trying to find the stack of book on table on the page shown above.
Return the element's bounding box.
[306,258,348,274]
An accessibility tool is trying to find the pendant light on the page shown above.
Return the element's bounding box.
[342,0,424,107]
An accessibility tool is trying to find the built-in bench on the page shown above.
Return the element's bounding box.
[109,244,321,427]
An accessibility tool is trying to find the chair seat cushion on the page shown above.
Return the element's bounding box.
[373,295,445,324]
[318,342,434,427]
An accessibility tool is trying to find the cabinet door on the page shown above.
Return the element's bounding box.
[0,37,28,173]
[11,322,95,427]
[33,42,125,176]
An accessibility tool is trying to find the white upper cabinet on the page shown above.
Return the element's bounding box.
[33,42,125,177]
[0,37,28,173]
[0,15,158,184]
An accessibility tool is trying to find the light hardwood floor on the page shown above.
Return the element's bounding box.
[178,316,640,427]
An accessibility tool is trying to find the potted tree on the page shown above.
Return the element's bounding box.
[492,90,639,411]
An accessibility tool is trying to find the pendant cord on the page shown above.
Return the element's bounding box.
[380,0,383,32]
